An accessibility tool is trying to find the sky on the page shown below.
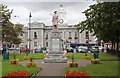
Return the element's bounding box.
[1,0,98,26]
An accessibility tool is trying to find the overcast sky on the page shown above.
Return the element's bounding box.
[1,1,98,26]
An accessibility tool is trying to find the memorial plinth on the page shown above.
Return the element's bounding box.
[44,31,67,63]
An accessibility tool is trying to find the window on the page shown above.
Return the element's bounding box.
[46,42,48,47]
[86,35,89,39]
[34,32,37,39]
[86,40,89,43]
[64,31,65,38]
[60,31,63,38]
[85,31,89,39]
[46,33,48,39]
[86,31,89,34]
[34,42,37,47]
[68,31,72,39]
[25,32,28,37]
[74,31,78,39]
[69,32,71,37]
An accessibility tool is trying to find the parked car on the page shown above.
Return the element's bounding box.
[34,48,42,53]
[78,47,87,53]
[20,47,29,53]
[67,47,73,53]
[77,46,87,53]
[8,48,14,52]
[98,46,103,52]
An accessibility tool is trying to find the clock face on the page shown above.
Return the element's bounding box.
[59,19,64,24]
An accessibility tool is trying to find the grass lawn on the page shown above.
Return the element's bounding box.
[0,53,45,76]
[66,61,119,76]
[2,61,39,76]
[9,53,45,61]
[66,52,119,77]
[67,52,118,61]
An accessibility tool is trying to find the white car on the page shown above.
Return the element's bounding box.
[98,46,103,52]
[78,46,87,53]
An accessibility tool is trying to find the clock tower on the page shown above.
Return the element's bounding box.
[58,5,67,26]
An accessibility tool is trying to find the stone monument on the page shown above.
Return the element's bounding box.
[44,10,67,63]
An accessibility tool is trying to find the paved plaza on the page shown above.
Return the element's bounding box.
[19,59,91,76]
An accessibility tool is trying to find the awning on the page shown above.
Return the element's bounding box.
[70,42,98,45]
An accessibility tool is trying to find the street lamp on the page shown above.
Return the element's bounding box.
[28,12,32,53]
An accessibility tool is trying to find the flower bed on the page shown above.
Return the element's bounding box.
[65,70,91,78]
[10,59,19,64]
[91,59,100,64]
[1,70,30,78]
[24,56,30,60]
[26,62,36,67]
[68,61,78,67]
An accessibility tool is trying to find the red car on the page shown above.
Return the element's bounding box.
[20,47,29,53]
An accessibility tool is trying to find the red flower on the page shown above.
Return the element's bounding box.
[2,70,30,78]
[66,70,91,78]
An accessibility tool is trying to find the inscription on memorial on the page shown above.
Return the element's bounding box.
[52,38,59,52]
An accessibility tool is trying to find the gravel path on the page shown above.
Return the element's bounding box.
[19,59,91,76]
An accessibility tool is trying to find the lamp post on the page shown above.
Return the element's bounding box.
[13,15,19,58]
[77,28,80,42]
[28,12,32,54]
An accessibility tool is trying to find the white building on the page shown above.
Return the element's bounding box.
[19,22,96,51]
[19,5,96,51]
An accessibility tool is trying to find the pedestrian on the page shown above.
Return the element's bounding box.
[94,46,99,59]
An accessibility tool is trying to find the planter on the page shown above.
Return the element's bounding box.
[91,59,100,64]
[10,59,19,64]
[26,62,36,67]
[68,61,78,67]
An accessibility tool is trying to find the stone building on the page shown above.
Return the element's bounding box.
[19,5,96,51]
[19,22,96,51]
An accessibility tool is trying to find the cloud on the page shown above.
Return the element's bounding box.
[2,2,97,26]
[9,6,30,25]
[1,0,120,2]
[0,0,96,2]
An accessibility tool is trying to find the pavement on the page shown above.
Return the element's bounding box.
[19,59,91,77]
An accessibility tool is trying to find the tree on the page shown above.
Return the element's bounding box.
[1,4,24,45]
[76,2,120,51]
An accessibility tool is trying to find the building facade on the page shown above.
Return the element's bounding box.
[19,22,96,51]
[19,5,96,51]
